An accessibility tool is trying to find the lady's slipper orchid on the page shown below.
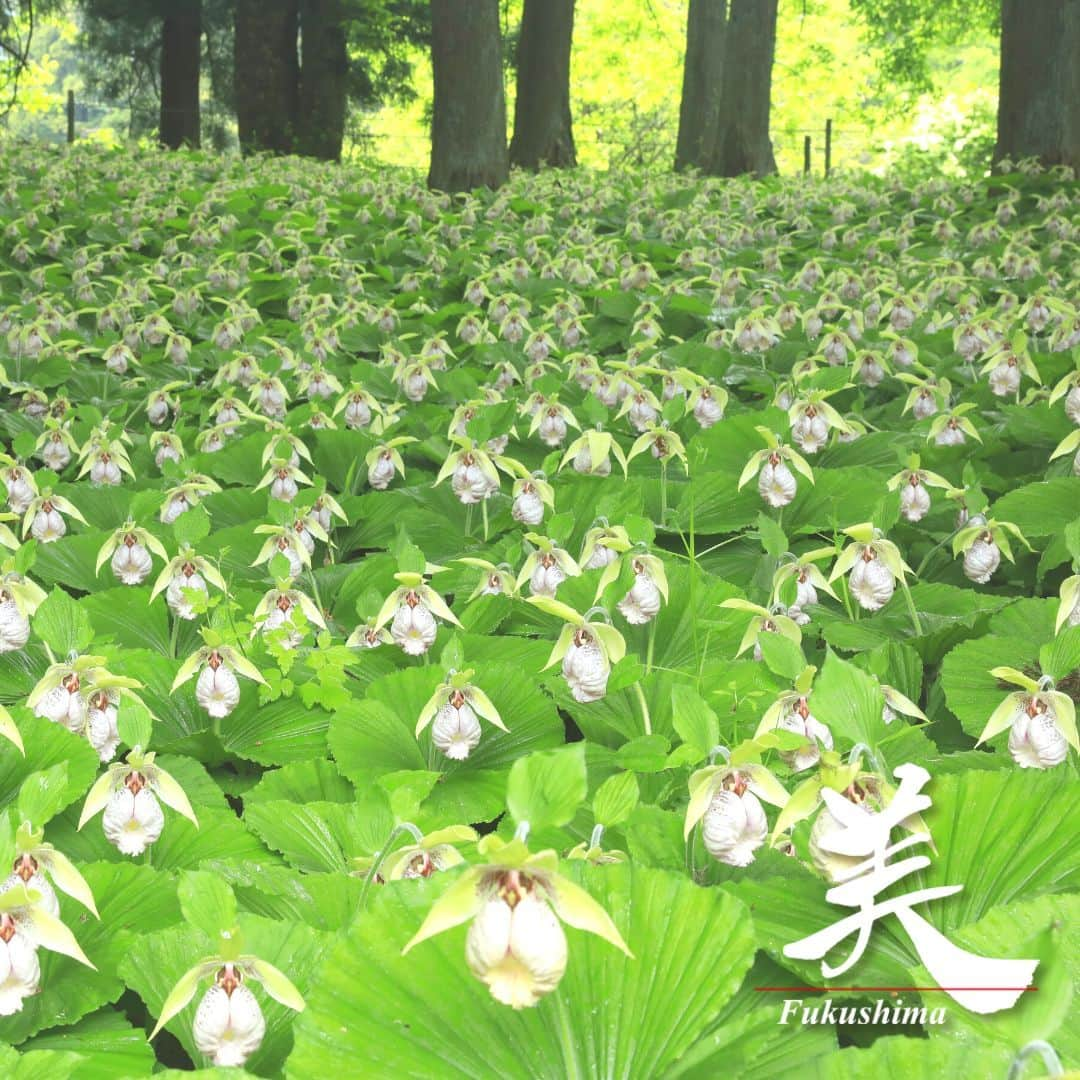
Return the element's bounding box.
[402,834,631,1009]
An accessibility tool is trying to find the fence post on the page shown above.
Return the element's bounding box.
[66,91,75,144]
[803,135,811,176]
[825,118,832,177]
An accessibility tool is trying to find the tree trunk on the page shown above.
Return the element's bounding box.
[298,0,348,161]
[159,0,201,149]
[994,0,1080,170]
[509,0,576,170]
[234,0,299,154]
[428,0,508,191]
[710,0,777,177]
[675,0,726,171]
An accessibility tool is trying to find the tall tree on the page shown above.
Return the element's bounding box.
[710,0,777,177]
[159,0,200,148]
[428,0,508,191]
[297,0,348,161]
[995,0,1080,169]
[675,0,726,172]
[234,0,299,154]
[509,0,576,170]
[0,0,34,116]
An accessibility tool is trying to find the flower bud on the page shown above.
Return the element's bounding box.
[4,471,35,514]
[794,569,817,609]
[935,420,966,446]
[849,550,895,611]
[988,360,1020,397]
[0,914,40,1016]
[627,396,657,433]
[0,596,30,653]
[758,457,797,508]
[368,452,396,491]
[35,674,85,732]
[31,504,66,543]
[161,494,190,525]
[777,700,833,772]
[112,535,153,585]
[195,654,241,718]
[41,436,71,472]
[702,785,767,867]
[562,628,609,703]
[912,391,938,420]
[86,689,120,762]
[791,411,829,454]
[166,566,207,620]
[858,356,885,387]
[269,469,298,503]
[1008,697,1068,769]
[537,410,567,447]
[617,563,662,625]
[582,542,619,571]
[899,477,931,522]
[529,556,565,599]
[391,597,437,655]
[452,458,496,505]
[693,389,724,429]
[193,966,266,1067]
[147,397,170,425]
[3,855,59,917]
[512,485,545,526]
[572,445,611,476]
[1065,385,1080,426]
[344,396,372,429]
[963,535,1001,584]
[431,695,482,760]
[259,597,303,649]
[102,773,165,856]
[89,455,122,486]
[465,886,567,1009]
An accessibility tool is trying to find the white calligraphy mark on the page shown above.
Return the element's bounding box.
[784,762,1037,1013]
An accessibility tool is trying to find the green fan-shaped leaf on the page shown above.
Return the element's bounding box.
[0,710,99,816]
[244,760,354,807]
[507,744,587,831]
[667,1004,837,1078]
[991,478,1080,538]
[917,892,1078,1064]
[178,870,238,938]
[218,694,332,766]
[31,588,93,656]
[288,862,756,1078]
[20,1008,157,1080]
[809,648,886,750]
[243,800,352,873]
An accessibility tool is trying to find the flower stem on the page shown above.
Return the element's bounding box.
[900,578,924,636]
[914,529,957,578]
[839,576,855,622]
[168,614,180,660]
[464,503,474,539]
[633,681,652,736]
[660,462,668,523]
[481,498,489,542]
[358,822,423,910]
[645,620,656,675]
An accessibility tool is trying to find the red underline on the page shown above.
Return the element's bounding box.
[754,986,1037,992]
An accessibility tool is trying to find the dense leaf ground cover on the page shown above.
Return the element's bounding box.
[0,143,1077,1077]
